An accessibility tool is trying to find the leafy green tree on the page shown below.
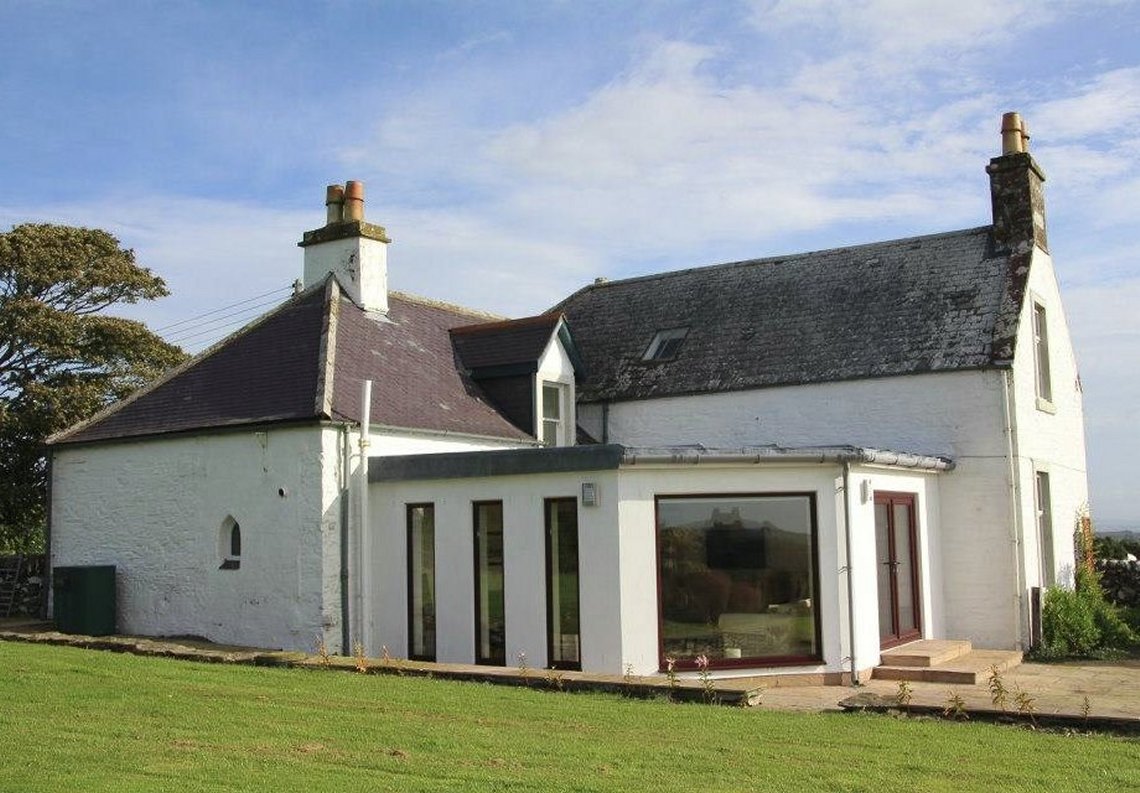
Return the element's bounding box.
[1,224,186,553]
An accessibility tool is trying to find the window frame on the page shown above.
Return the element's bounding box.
[544,497,582,671]
[540,380,569,446]
[1032,299,1054,410]
[406,503,436,662]
[1035,471,1055,588]
[642,327,690,362]
[219,516,241,571]
[473,500,506,666]
[654,492,822,671]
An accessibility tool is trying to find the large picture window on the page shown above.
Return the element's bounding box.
[407,504,436,661]
[656,494,819,668]
[473,501,506,665]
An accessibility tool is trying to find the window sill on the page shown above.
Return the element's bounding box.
[1036,397,1056,414]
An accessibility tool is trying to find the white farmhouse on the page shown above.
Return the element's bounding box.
[48,112,1087,683]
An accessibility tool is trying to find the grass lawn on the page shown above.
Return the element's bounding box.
[0,642,1136,792]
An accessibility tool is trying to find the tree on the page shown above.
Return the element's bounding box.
[1,223,186,553]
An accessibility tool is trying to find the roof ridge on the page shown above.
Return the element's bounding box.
[390,290,506,321]
[450,312,561,335]
[568,225,994,295]
[314,277,341,418]
[48,283,313,445]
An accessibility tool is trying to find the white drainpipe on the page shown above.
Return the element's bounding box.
[1001,370,1026,648]
[359,380,373,653]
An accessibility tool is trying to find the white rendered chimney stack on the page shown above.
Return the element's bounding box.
[299,180,391,315]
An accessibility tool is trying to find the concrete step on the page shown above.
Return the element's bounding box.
[880,639,972,668]
[873,649,1023,685]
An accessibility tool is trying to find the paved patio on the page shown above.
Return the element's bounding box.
[2,618,1137,730]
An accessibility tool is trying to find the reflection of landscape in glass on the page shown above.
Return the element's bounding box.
[547,498,581,668]
[658,496,817,665]
[475,502,505,665]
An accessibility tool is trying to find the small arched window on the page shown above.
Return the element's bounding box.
[219,516,241,570]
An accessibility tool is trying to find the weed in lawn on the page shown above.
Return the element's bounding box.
[517,652,530,682]
[545,667,565,691]
[1014,685,1037,727]
[895,680,913,711]
[353,641,367,673]
[314,635,331,667]
[623,664,635,687]
[664,656,678,698]
[943,691,968,720]
[987,665,1009,712]
[380,644,404,675]
[695,654,717,704]
[1081,695,1091,724]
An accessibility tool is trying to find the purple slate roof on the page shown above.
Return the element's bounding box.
[51,277,533,445]
[331,292,534,440]
[450,314,563,373]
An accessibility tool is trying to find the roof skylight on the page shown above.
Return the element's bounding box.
[642,327,689,362]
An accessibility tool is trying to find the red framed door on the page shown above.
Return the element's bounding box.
[875,492,922,649]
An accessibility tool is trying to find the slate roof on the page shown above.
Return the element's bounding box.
[51,277,533,445]
[450,314,563,375]
[554,226,1017,403]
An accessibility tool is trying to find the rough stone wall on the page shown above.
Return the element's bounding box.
[1098,560,1140,609]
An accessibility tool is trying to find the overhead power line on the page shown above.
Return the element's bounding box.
[162,295,286,344]
[155,285,292,333]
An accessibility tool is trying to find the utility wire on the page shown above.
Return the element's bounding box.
[155,285,292,333]
[163,295,286,344]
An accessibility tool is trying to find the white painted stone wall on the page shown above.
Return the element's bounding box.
[51,426,338,651]
[584,369,1033,650]
[1010,249,1088,606]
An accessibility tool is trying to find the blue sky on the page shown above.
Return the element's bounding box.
[2,1,1138,524]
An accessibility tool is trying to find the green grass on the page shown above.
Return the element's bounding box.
[0,642,1136,792]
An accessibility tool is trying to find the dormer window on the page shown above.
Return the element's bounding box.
[643,327,689,362]
[541,381,569,446]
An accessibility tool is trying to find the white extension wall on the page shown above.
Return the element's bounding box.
[368,460,943,677]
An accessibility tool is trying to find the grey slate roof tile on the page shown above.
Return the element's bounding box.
[556,227,1010,403]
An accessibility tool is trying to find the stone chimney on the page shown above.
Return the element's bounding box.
[986,111,1048,254]
[298,180,392,314]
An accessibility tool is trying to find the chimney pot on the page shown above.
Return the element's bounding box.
[325,184,345,225]
[1001,111,1024,155]
[343,180,365,221]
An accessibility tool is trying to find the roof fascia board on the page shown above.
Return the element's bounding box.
[371,443,624,482]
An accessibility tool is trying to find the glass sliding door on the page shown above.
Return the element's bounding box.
[473,501,506,665]
[406,504,436,661]
[656,494,819,669]
[545,498,581,670]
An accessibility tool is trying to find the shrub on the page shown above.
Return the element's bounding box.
[1038,568,1137,659]
[1039,585,1098,657]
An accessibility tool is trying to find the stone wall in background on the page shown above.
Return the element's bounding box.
[1097,559,1140,608]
